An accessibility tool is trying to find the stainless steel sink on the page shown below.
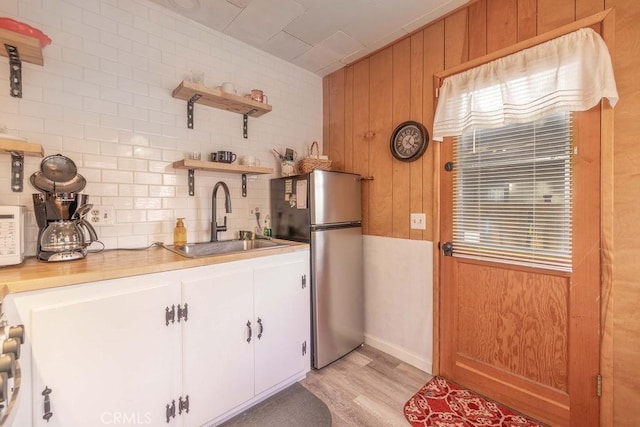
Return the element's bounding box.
[164,239,287,258]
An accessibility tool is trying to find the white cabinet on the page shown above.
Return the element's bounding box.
[181,253,309,426]
[5,249,310,427]
[29,282,182,427]
[181,265,254,426]
[253,260,309,395]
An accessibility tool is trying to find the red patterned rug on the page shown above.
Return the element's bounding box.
[404,376,545,427]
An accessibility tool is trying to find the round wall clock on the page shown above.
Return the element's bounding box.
[389,121,429,162]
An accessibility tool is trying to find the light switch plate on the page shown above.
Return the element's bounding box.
[410,213,426,230]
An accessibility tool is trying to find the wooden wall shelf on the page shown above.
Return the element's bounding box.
[172,159,273,197]
[0,138,44,157]
[0,137,43,192]
[0,28,43,66]
[172,80,271,136]
[0,27,47,98]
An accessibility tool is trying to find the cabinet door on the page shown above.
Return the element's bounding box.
[254,256,309,395]
[30,283,181,427]
[181,265,254,427]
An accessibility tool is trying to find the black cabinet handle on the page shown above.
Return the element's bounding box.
[257,318,264,339]
[246,320,252,343]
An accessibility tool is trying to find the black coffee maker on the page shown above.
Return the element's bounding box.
[32,193,98,262]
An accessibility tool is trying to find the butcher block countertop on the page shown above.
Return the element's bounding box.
[0,239,308,294]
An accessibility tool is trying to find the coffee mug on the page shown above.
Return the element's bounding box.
[240,155,260,167]
[251,89,263,102]
[210,153,217,162]
[217,151,237,163]
[221,82,236,94]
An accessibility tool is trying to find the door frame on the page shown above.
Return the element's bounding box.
[431,9,616,426]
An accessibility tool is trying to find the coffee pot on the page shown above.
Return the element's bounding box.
[40,220,86,252]
[31,154,99,262]
[33,193,98,262]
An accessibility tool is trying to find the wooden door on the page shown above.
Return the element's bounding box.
[181,264,254,427]
[439,107,601,426]
[30,283,181,427]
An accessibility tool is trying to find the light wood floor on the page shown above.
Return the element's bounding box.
[300,345,432,427]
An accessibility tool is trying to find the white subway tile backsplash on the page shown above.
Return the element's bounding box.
[64,137,100,154]
[83,9,118,33]
[118,157,148,171]
[83,39,119,63]
[84,154,118,169]
[84,97,118,116]
[99,2,133,26]
[134,197,162,209]
[62,16,100,41]
[119,77,150,96]
[100,31,134,52]
[87,182,119,197]
[118,104,148,121]
[100,57,133,78]
[84,69,119,88]
[119,131,150,147]
[64,78,101,98]
[4,0,321,254]
[133,146,162,161]
[118,184,148,197]
[0,1,18,15]
[100,86,134,105]
[147,209,173,222]
[117,209,147,223]
[100,115,133,131]
[133,120,162,136]
[102,196,134,209]
[65,0,100,14]
[44,120,84,139]
[134,171,162,185]
[101,141,133,157]
[102,169,134,183]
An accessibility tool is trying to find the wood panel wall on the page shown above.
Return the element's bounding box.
[323,0,640,424]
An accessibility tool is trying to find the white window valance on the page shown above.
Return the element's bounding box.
[433,28,618,141]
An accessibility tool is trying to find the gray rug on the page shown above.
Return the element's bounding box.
[218,383,332,427]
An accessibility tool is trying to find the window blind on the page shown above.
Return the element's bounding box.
[452,112,573,271]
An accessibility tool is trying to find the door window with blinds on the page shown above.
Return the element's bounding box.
[452,112,573,271]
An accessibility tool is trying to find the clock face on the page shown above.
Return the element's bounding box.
[390,121,429,162]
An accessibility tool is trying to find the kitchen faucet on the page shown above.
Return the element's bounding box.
[211,181,232,242]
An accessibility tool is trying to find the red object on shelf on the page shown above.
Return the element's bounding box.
[0,18,51,48]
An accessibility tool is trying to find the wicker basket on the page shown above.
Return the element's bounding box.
[298,141,332,173]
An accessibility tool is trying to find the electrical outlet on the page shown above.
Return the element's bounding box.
[410,213,426,230]
[90,205,115,226]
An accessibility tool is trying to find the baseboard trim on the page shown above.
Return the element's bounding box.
[365,334,432,373]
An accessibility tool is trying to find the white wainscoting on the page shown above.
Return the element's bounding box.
[363,235,433,373]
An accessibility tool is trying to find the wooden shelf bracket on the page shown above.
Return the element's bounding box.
[4,43,22,98]
[10,151,24,191]
[0,138,44,192]
[186,94,201,129]
[188,169,195,196]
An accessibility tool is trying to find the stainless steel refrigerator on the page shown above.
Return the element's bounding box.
[270,170,364,369]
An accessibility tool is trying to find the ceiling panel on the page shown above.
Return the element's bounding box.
[283,0,367,45]
[150,0,465,75]
[149,0,242,32]
[262,31,312,61]
[225,0,305,46]
[319,31,363,57]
